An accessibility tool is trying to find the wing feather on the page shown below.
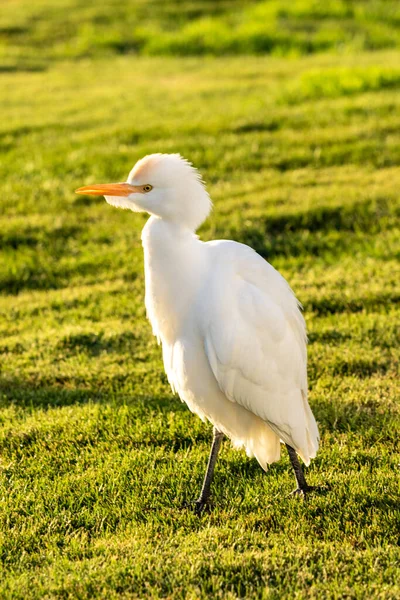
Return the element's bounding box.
[202,241,319,464]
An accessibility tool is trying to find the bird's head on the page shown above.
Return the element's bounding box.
[76,153,212,231]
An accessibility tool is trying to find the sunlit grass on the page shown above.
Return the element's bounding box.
[1,0,400,68]
[0,6,399,597]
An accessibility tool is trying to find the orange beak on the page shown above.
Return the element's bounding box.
[75,183,141,197]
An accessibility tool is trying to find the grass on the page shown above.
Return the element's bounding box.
[1,1,400,598]
[2,0,400,69]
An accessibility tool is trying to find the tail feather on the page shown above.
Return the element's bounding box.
[245,421,281,471]
[301,393,319,465]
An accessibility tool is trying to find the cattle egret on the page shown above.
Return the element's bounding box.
[76,153,319,513]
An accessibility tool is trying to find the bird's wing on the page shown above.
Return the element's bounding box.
[201,241,318,464]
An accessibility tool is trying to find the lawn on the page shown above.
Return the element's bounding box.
[0,1,399,598]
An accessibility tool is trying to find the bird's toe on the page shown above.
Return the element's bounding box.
[290,487,307,498]
[194,499,209,516]
[290,484,325,500]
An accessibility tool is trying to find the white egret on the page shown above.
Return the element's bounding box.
[76,153,319,513]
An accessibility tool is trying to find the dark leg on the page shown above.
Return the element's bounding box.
[194,428,224,515]
[286,444,312,497]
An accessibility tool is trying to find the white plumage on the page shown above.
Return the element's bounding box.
[76,153,319,507]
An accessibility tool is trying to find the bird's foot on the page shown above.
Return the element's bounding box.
[290,484,331,500]
[290,484,318,500]
[193,498,210,516]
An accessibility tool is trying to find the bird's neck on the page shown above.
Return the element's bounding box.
[141,216,207,343]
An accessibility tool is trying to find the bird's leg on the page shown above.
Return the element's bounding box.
[194,428,224,515]
[286,444,312,498]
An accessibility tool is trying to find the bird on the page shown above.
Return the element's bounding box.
[76,153,319,513]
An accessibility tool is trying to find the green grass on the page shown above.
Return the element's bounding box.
[1,1,400,598]
[2,0,400,69]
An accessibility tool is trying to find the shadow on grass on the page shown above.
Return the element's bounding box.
[0,260,107,295]
[330,357,394,377]
[229,196,393,243]
[312,397,398,440]
[0,224,83,251]
[262,198,393,235]
[56,331,141,357]
[232,119,281,134]
[305,292,400,316]
[0,377,106,409]
[0,375,181,412]
[220,204,397,270]
[0,64,47,73]
[308,331,352,344]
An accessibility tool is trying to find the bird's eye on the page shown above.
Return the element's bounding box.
[142,184,153,193]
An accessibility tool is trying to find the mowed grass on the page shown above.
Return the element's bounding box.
[1,14,400,599]
[2,0,400,68]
